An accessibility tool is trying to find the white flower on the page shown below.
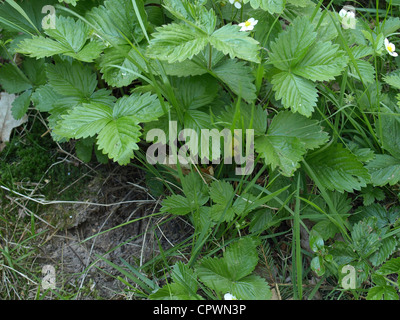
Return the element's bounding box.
[385,38,398,57]
[224,293,238,300]
[346,11,355,19]
[238,18,258,32]
[339,7,356,29]
[339,8,348,18]
[229,0,242,9]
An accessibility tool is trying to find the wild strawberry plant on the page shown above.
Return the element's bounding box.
[1,0,400,300]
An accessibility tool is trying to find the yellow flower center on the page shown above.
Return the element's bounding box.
[388,44,394,52]
[245,21,251,27]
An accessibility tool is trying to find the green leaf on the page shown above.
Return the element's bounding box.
[269,17,317,71]
[367,285,399,300]
[147,23,208,63]
[11,90,31,120]
[112,92,165,122]
[271,71,318,117]
[31,85,61,112]
[384,71,400,90]
[54,92,165,165]
[306,144,370,193]
[161,194,193,215]
[96,116,142,165]
[53,103,112,139]
[86,0,144,45]
[209,180,235,205]
[292,41,348,82]
[309,230,325,252]
[268,17,346,116]
[181,172,210,207]
[369,237,397,267]
[376,112,400,159]
[196,257,232,293]
[357,203,400,229]
[46,61,97,98]
[196,237,268,299]
[230,274,272,300]
[212,58,257,102]
[0,63,32,94]
[366,154,400,186]
[255,135,305,176]
[311,256,325,277]
[351,218,381,259]
[209,24,261,63]
[17,16,103,62]
[0,0,57,34]
[377,257,400,276]
[171,75,218,110]
[312,220,339,241]
[243,0,284,14]
[224,237,260,280]
[349,60,375,84]
[171,262,200,296]
[99,45,146,88]
[255,111,329,176]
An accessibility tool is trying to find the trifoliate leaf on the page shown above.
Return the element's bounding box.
[196,237,270,300]
[255,111,329,176]
[268,17,346,116]
[367,285,399,300]
[53,92,165,165]
[17,16,103,62]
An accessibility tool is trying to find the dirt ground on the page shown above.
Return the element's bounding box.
[32,164,193,300]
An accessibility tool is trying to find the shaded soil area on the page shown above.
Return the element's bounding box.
[33,164,192,300]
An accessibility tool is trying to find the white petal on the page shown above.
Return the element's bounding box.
[224,293,237,300]
[248,18,255,23]
[229,0,234,4]
[234,2,241,9]
[346,11,355,19]
[339,9,347,17]
[253,19,259,26]
[247,25,255,31]
[390,51,398,57]
[385,38,390,47]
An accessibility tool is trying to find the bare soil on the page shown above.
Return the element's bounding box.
[33,164,192,300]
